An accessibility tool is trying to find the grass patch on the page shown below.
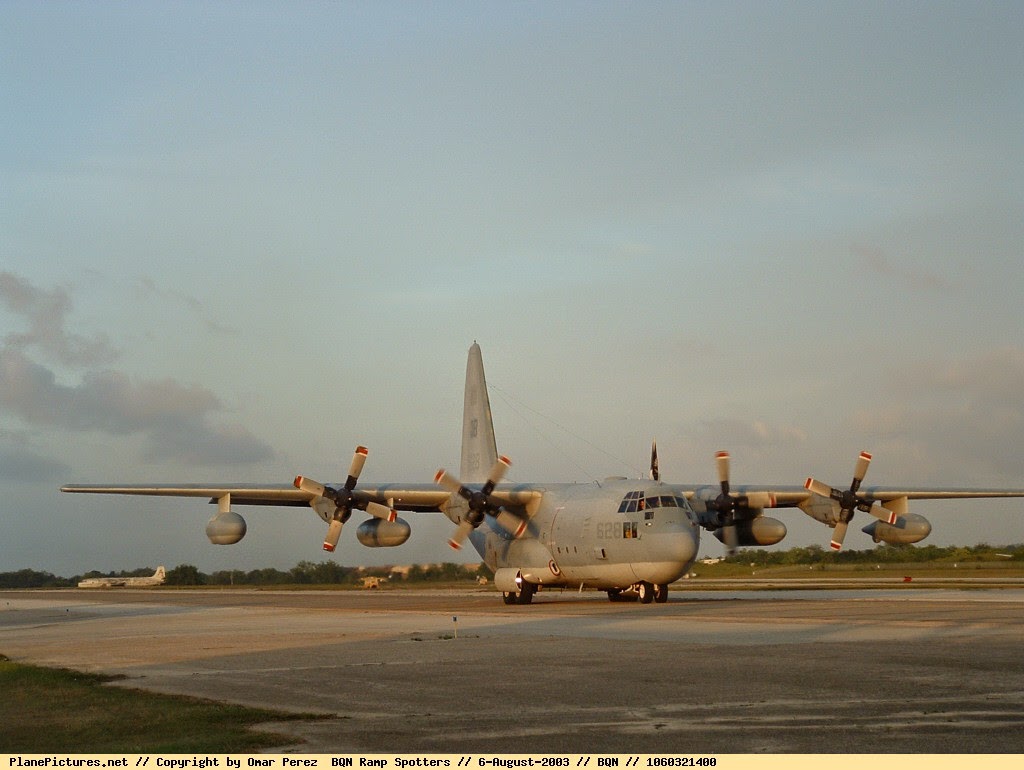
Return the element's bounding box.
[0,656,323,752]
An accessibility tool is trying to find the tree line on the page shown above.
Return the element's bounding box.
[726,542,1023,566]
[0,561,489,589]
[2,543,1022,589]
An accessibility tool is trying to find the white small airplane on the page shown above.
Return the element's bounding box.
[63,344,1024,604]
[78,565,166,588]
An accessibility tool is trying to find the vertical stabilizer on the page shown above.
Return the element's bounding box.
[460,343,498,482]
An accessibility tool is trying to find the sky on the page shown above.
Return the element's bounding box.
[2,1,1023,576]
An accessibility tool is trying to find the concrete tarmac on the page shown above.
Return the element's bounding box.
[2,585,1024,753]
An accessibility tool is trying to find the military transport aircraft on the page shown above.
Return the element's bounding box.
[62,344,1024,604]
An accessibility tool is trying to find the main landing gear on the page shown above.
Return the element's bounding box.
[606,582,669,604]
[503,582,536,605]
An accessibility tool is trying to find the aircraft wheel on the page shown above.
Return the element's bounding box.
[502,591,517,605]
[638,581,654,604]
[517,582,536,605]
[654,584,669,603]
[607,588,623,602]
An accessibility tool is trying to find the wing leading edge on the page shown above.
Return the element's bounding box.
[681,484,1024,506]
[60,482,542,512]
[60,482,453,511]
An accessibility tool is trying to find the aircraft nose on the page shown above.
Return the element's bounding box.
[654,525,698,564]
[637,524,700,586]
[677,528,699,563]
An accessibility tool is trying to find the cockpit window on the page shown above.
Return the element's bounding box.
[617,490,644,513]
[620,490,696,517]
[619,491,695,516]
[645,495,680,509]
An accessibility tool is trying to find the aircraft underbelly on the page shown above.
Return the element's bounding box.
[557,562,637,586]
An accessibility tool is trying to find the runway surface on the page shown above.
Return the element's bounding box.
[2,585,1024,753]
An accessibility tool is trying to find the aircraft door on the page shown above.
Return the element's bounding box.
[541,509,559,551]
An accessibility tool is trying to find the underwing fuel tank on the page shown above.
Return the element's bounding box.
[356,517,412,547]
[714,516,786,546]
[206,511,247,544]
[862,514,931,545]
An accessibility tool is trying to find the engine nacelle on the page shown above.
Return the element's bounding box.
[494,568,525,593]
[714,516,787,547]
[862,514,931,545]
[206,511,247,545]
[356,517,411,547]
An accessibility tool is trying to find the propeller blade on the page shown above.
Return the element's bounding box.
[866,502,898,525]
[294,475,327,498]
[830,520,849,551]
[366,501,397,522]
[712,452,741,555]
[482,455,512,495]
[495,510,527,538]
[744,491,777,509]
[650,440,660,481]
[345,446,369,490]
[804,477,834,499]
[323,519,344,552]
[447,520,474,550]
[434,469,467,497]
[723,523,739,555]
[852,450,872,491]
[716,451,730,495]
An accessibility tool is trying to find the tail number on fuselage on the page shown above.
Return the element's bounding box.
[596,521,637,539]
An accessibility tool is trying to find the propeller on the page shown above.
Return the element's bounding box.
[706,451,777,555]
[650,439,660,481]
[294,446,396,552]
[804,451,898,551]
[709,451,740,554]
[434,455,526,549]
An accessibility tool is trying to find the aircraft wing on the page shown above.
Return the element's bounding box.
[857,487,1024,501]
[702,484,1024,506]
[60,482,542,513]
[60,483,455,512]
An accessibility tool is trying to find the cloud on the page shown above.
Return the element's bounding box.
[0,271,120,366]
[0,273,273,467]
[0,346,273,465]
[0,432,71,482]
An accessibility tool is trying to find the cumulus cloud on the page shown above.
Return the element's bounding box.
[0,273,274,467]
[0,271,120,366]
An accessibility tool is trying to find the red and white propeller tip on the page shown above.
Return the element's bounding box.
[807,451,894,552]
[347,445,369,484]
[323,519,343,552]
[299,445,378,553]
[436,456,524,545]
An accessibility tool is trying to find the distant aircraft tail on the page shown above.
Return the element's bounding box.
[460,343,499,483]
[154,566,166,580]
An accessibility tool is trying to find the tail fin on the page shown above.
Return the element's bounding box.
[460,342,498,482]
[154,566,166,580]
